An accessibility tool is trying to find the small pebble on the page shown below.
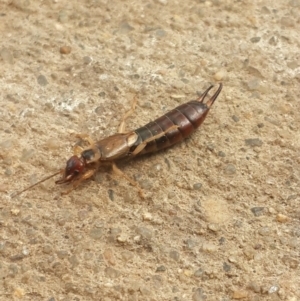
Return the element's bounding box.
[258,226,270,236]
[89,227,103,240]
[243,248,254,260]
[153,163,162,172]
[142,212,153,221]
[287,60,299,70]
[13,288,25,298]
[10,254,25,261]
[269,36,278,46]
[43,245,53,254]
[58,10,68,23]
[117,234,128,243]
[94,104,105,114]
[218,151,226,157]
[83,56,92,64]
[247,66,263,78]
[223,262,231,272]
[231,115,240,122]
[268,207,276,214]
[135,227,152,240]
[121,250,134,262]
[250,37,261,43]
[56,250,68,259]
[0,139,13,149]
[118,21,134,34]
[232,289,248,299]
[213,70,226,81]
[245,138,263,147]
[228,256,237,263]
[68,255,79,267]
[276,213,289,223]
[140,286,151,296]
[98,92,106,98]
[156,265,166,272]
[250,207,265,217]
[254,243,262,250]
[155,29,167,37]
[184,238,197,249]
[264,116,280,126]
[169,250,180,261]
[11,208,20,216]
[192,288,206,301]
[60,46,72,54]
[201,242,217,253]
[130,73,140,80]
[104,267,120,278]
[224,164,236,175]
[139,179,153,189]
[168,191,176,199]
[155,0,168,4]
[37,74,48,86]
[194,268,203,277]
[170,94,185,99]
[281,17,294,27]
[193,183,202,190]
[219,237,226,244]
[9,263,19,276]
[268,285,279,294]
[207,223,220,232]
[281,255,298,269]
[103,249,115,265]
[108,189,114,201]
[247,281,261,293]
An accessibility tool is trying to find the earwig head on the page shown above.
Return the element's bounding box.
[55,155,86,184]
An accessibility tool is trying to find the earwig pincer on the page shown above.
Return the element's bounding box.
[13,83,223,197]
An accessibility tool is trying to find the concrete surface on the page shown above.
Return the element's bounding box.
[0,0,299,300]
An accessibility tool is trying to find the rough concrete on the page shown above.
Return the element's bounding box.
[0,0,299,300]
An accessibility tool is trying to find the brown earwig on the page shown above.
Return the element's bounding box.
[13,83,222,197]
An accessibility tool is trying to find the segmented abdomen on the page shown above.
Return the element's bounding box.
[131,101,210,155]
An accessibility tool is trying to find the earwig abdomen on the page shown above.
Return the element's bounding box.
[131,83,222,155]
[132,101,208,154]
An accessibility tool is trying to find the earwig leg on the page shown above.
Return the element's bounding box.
[73,134,95,155]
[112,163,145,199]
[73,145,83,156]
[118,97,137,133]
[75,134,95,146]
[132,125,179,156]
[61,169,96,195]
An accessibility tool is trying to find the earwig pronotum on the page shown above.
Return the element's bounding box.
[13,83,223,197]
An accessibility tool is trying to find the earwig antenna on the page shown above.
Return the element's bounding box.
[11,170,62,198]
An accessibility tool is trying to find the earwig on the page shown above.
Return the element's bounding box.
[13,83,222,197]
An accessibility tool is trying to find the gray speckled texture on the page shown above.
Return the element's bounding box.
[0,0,299,300]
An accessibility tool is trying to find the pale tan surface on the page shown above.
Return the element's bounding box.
[0,1,299,300]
